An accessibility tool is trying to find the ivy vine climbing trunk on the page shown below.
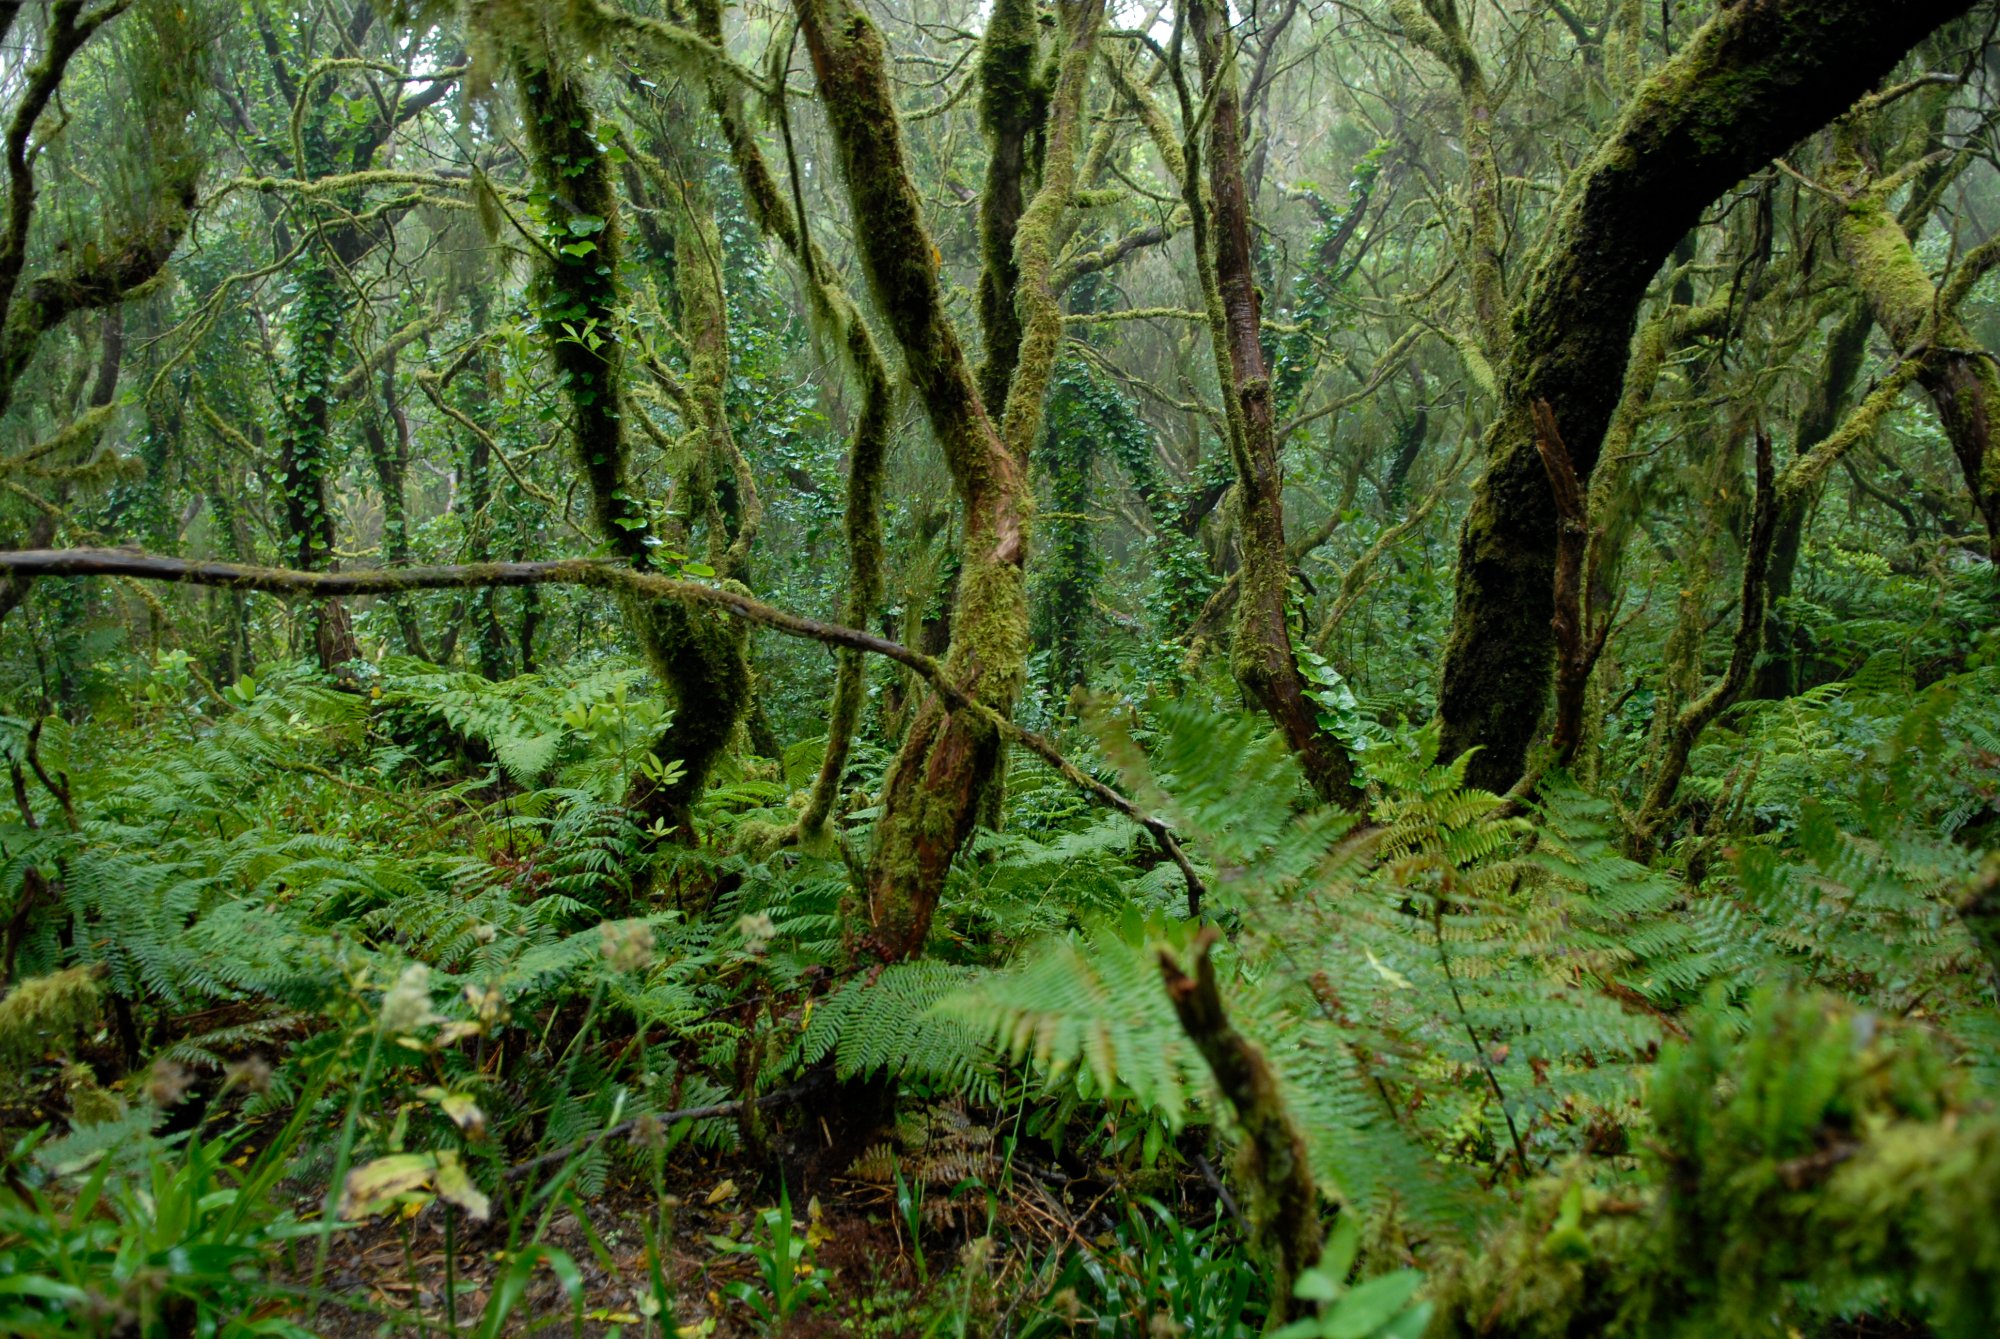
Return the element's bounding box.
[277,254,359,671]
[257,4,457,671]
[456,292,512,679]
[513,47,749,841]
[1187,0,1361,808]
[1434,0,1976,792]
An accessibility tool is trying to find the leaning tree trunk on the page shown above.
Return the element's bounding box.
[1435,0,1976,792]
[1188,0,1361,807]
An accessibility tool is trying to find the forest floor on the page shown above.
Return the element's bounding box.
[285,1101,1142,1338]
[296,1157,926,1337]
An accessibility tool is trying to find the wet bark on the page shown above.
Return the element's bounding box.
[1188,0,1361,807]
[1436,0,1975,792]
[1161,929,1321,1322]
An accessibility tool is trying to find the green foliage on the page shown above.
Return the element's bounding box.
[1429,990,2000,1338]
[710,1185,834,1329]
[0,1122,314,1338]
[1276,1215,1431,1339]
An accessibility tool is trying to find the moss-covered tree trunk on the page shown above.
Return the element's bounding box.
[1395,0,1506,365]
[360,349,430,660]
[1435,0,1975,792]
[514,52,749,841]
[456,292,511,680]
[261,8,457,673]
[1831,129,2000,562]
[793,0,1099,959]
[1752,299,1872,700]
[689,0,890,846]
[1188,0,1361,808]
[975,0,1046,415]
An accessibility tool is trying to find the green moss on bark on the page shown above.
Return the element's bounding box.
[515,49,750,839]
[1437,0,1976,791]
[1831,130,2000,560]
[795,0,1038,959]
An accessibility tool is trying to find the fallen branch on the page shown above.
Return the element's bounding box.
[0,548,1207,909]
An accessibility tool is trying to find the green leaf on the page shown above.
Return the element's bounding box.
[1325,1271,1425,1339]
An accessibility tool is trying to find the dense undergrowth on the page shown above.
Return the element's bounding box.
[1,585,1996,1336]
[5,3,2000,1331]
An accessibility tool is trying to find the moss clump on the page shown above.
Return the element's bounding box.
[1427,990,2000,1338]
[0,965,102,1071]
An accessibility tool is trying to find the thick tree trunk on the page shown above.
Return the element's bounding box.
[1189,0,1361,807]
[1436,0,1975,792]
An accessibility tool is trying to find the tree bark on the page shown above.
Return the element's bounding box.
[1752,299,1872,700]
[1436,0,1976,792]
[1188,0,1362,808]
[793,0,1102,959]
[1831,127,2000,562]
[514,51,750,841]
[1161,928,1321,1322]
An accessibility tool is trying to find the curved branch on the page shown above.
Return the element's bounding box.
[0,548,1206,909]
